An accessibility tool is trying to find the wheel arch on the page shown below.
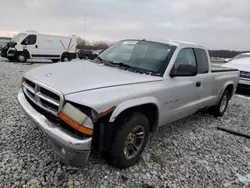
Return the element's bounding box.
[61,51,71,60]
[18,49,30,59]
[109,97,160,133]
[217,81,235,104]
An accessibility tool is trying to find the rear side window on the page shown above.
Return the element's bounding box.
[194,48,209,73]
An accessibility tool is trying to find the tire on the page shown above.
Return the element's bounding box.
[110,112,150,168]
[61,56,71,62]
[79,57,84,60]
[17,53,27,63]
[209,89,229,117]
[51,59,59,63]
[85,56,89,60]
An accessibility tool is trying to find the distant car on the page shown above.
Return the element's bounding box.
[78,50,98,60]
[222,53,250,87]
[94,49,104,55]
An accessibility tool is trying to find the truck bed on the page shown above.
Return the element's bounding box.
[211,66,238,73]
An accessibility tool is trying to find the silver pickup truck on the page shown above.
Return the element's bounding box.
[18,39,239,168]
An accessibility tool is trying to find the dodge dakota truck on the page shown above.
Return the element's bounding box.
[18,39,239,168]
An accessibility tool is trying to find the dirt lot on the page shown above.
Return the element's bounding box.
[0,58,250,188]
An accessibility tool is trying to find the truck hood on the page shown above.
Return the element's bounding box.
[222,58,250,72]
[24,60,162,95]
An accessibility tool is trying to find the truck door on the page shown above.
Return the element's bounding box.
[194,48,215,107]
[163,48,201,124]
[21,35,38,58]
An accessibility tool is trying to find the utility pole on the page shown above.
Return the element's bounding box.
[84,16,87,43]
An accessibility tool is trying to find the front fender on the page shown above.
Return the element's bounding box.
[109,96,160,122]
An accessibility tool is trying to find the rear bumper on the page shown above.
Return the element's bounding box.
[18,91,92,166]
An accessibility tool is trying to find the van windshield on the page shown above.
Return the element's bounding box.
[98,40,176,76]
[11,33,27,43]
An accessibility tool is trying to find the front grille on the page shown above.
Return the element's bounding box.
[40,87,60,102]
[22,78,63,115]
[240,71,250,79]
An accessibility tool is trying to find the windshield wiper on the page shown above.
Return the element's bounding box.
[109,61,145,74]
[95,56,117,67]
[96,58,157,75]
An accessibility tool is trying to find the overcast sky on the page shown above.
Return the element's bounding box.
[0,0,250,50]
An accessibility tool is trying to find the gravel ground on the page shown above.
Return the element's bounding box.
[1,58,250,188]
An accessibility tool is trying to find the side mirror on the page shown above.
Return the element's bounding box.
[170,64,197,77]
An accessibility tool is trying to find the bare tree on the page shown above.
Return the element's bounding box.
[76,36,110,50]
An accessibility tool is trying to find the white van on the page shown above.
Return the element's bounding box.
[1,31,77,63]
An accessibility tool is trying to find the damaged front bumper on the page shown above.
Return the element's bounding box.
[18,91,92,166]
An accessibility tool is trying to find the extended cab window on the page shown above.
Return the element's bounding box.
[21,35,37,45]
[194,48,209,73]
[174,48,197,69]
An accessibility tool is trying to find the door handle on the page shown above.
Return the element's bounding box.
[35,45,38,48]
[196,81,201,87]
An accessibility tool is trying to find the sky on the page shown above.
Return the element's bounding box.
[0,0,250,50]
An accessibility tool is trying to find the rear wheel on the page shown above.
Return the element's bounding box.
[17,53,27,63]
[51,59,59,63]
[110,112,150,168]
[61,56,71,62]
[209,89,229,117]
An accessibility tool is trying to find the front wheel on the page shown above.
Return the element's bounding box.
[61,56,71,62]
[209,89,229,117]
[17,53,27,63]
[110,112,150,168]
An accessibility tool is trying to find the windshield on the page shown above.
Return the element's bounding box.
[11,33,27,43]
[98,40,176,76]
[233,53,250,60]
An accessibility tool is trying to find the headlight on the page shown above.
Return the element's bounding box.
[59,103,93,135]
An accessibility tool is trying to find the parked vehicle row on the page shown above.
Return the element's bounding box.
[78,49,102,60]
[17,39,239,168]
[1,31,77,63]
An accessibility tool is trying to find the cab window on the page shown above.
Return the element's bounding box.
[194,48,209,73]
[21,35,37,45]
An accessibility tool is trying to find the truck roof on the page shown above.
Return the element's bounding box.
[124,39,206,49]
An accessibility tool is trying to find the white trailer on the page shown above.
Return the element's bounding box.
[1,31,77,63]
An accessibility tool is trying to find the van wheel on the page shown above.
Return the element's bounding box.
[17,53,27,63]
[110,112,150,168]
[209,89,229,117]
[61,56,70,62]
[51,59,59,63]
